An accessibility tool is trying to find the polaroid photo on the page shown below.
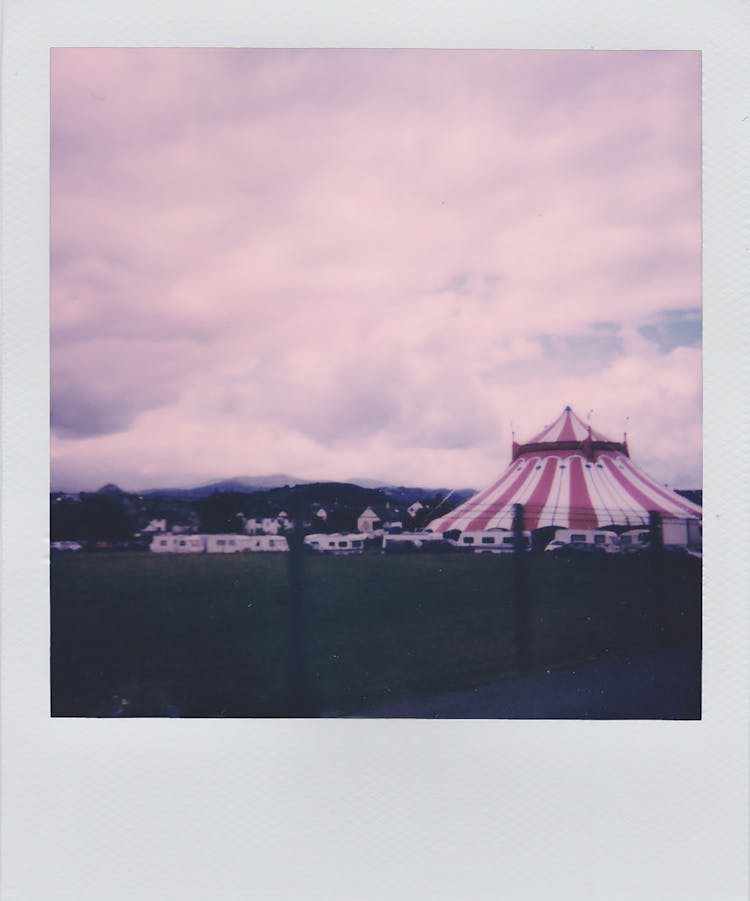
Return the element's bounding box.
[2,4,748,900]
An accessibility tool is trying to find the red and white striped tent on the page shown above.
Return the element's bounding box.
[429,406,702,533]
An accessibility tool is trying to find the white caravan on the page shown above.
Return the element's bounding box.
[150,534,206,554]
[661,519,702,552]
[450,529,531,553]
[205,534,254,554]
[245,535,289,552]
[304,533,366,555]
[544,529,620,554]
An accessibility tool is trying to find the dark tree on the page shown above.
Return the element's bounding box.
[195,492,246,533]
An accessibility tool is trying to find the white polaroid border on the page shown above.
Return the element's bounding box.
[2,3,748,900]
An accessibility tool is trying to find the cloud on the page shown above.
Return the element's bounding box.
[50,49,702,491]
[637,308,702,354]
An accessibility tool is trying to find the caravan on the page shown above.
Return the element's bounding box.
[449,529,531,553]
[661,519,702,552]
[245,535,289,552]
[150,534,206,554]
[205,535,254,554]
[304,533,366,555]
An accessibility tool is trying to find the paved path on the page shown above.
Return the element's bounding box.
[363,648,701,719]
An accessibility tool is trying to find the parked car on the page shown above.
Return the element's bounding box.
[382,533,452,554]
[619,529,651,554]
[50,540,83,552]
[550,542,607,556]
[545,529,620,554]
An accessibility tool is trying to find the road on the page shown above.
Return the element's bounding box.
[363,648,701,719]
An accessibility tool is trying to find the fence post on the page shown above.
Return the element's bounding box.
[512,503,532,675]
[286,519,310,716]
[648,510,663,553]
[647,510,666,645]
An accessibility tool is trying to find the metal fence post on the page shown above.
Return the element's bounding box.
[286,519,310,716]
[512,503,532,675]
[648,510,663,553]
[648,510,666,645]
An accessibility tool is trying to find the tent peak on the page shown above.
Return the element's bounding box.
[512,407,629,462]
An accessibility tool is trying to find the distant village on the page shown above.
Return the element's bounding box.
[49,480,471,552]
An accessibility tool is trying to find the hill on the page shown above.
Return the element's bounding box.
[51,478,477,541]
[141,474,310,498]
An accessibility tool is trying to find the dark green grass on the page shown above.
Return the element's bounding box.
[51,551,701,717]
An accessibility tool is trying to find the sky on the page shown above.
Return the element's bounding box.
[50,49,702,492]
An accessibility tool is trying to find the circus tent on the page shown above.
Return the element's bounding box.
[429,406,702,533]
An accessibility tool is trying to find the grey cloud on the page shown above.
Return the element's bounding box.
[435,271,505,300]
[51,388,146,438]
[51,359,182,438]
[438,273,471,295]
[638,310,702,353]
[51,338,193,439]
[537,331,623,362]
[483,328,624,383]
[659,307,701,321]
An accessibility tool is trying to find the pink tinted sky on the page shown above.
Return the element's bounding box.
[50,49,701,492]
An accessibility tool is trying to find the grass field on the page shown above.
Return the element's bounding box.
[50,550,701,717]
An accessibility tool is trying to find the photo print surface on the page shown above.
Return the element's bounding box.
[50,49,702,718]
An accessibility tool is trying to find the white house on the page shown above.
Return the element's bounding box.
[357,507,382,533]
[244,516,287,535]
[142,518,167,533]
[407,501,424,519]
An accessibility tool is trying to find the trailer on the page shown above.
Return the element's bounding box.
[661,518,702,551]
[150,534,206,554]
[449,529,531,553]
[304,533,366,555]
[205,534,254,554]
[245,535,289,552]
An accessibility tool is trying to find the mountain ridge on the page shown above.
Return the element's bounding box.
[137,475,478,499]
